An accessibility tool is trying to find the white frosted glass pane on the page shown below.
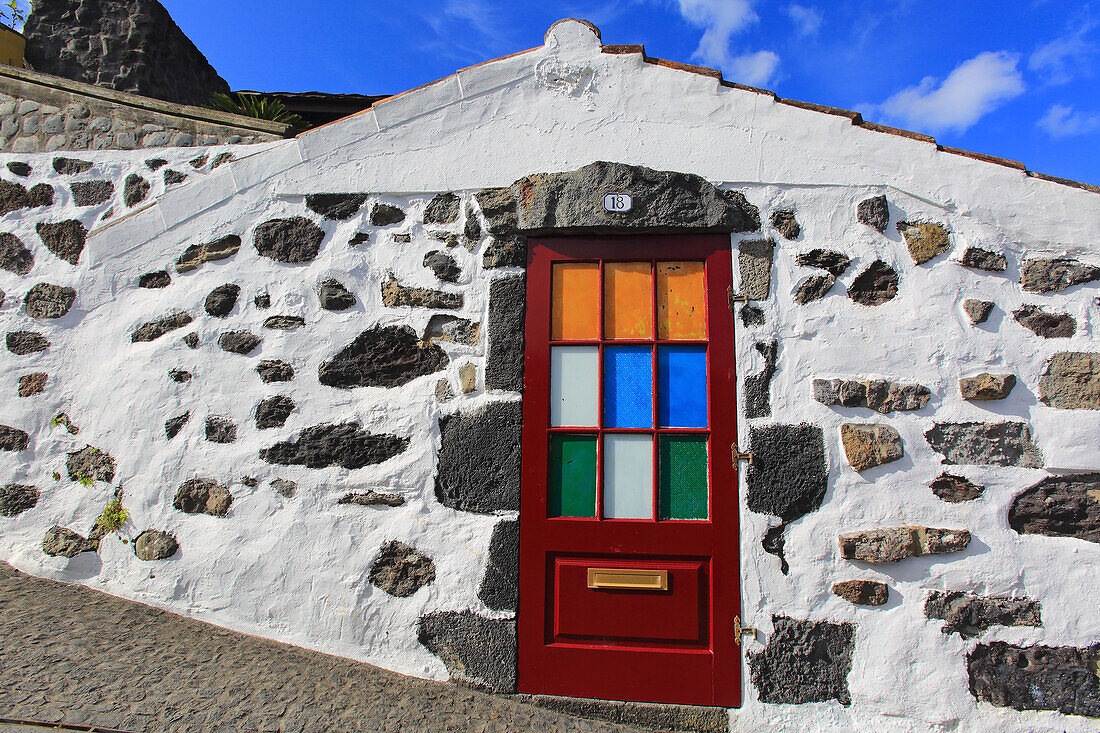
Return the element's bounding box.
[604,434,654,519]
[551,346,598,427]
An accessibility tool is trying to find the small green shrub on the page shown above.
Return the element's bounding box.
[96,499,128,535]
[207,92,302,127]
[76,472,94,487]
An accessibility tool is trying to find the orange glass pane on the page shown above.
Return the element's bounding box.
[552,263,600,340]
[604,262,653,339]
[658,262,706,339]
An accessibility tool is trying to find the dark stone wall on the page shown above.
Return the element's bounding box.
[24,0,230,107]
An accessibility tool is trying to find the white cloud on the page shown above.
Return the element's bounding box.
[675,0,780,85]
[1029,26,1096,85]
[785,4,822,37]
[1037,104,1100,138]
[877,52,1025,134]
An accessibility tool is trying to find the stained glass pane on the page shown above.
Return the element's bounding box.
[549,435,597,518]
[604,262,653,339]
[658,346,708,428]
[603,346,653,428]
[552,263,600,340]
[551,346,599,427]
[604,434,654,519]
[657,262,706,339]
[659,436,708,520]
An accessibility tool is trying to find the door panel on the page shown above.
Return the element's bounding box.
[519,234,740,707]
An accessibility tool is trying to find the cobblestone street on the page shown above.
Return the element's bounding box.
[0,564,644,733]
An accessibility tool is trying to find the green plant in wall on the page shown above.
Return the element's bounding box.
[0,0,26,31]
[96,499,129,535]
[76,472,94,487]
[206,92,303,127]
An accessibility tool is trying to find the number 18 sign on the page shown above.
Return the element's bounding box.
[603,192,633,212]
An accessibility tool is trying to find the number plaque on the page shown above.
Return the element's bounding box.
[602,193,633,212]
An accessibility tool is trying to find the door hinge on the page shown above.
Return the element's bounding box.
[731,445,753,465]
[727,285,751,311]
[734,616,757,645]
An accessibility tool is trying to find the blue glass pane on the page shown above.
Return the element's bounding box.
[604,346,653,428]
[658,346,707,428]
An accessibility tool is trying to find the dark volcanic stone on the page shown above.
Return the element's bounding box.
[319,325,447,389]
[486,275,525,392]
[435,402,521,514]
[813,378,931,414]
[856,195,889,232]
[218,330,261,355]
[925,591,1041,638]
[271,479,297,498]
[370,203,406,226]
[418,611,517,693]
[254,292,271,308]
[257,360,294,383]
[173,479,232,516]
[964,299,994,324]
[124,174,150,208]
[1039,352,1100,410]
[318,279,356,310]
[138,270,170,288]
[42,526,96,557]
[738,239,774,300]
[18,373,48,397]
[337,491,405,507]
[0,426,29,451]
[24,283,76,318]
[424,250,461,282]
[930,473,985,502]
[0,179,53,214]
[746,424,827,522]
[771,210,800,239]
[348,232,371,246]
[476,161,759,235]
[7,331,50,354]
[762,524,789,575]
[145,158,168,171]
[70,180,114,207]
[483,235,527,269]
[182,332,199,348]
[0,484,39,516]
[478,520,519,612]
[847,260,898,306]
[424,192,461,224]
[741,304,765,326]
[189,155,208,170]
[52,157,92,175]
[1021,257,1100,293]
[37,220,86,265]
[133,530,178,560]
[968,641,1100,717]
[925,422,1043,468]
[204,283,240,317]
[369,540,436,597]
[256,395,294,429]
[832,580,889,606]
[254,217,325,264]
[66,446,115,482]
[744,341,777,419]
[960,247,1008,272]
[1009,473,1100,543]
[1014,305,1077,338]
[260,422,409,470]
[131,312,193,342]
[839,526,971,562]
[749,616,855,706]
[7,162,30,177]
[464,205,482,241]
[168,369,191,383]
[793,274,835,304]
[0,233,34,275]
[306,193,368,220]
[164,169,187,186]
[165,412,189,439]
[205,416,237,443]
[176,235,241,273]
[797,249,851,277]
[959,373,1016,401]
[263,315,305,330]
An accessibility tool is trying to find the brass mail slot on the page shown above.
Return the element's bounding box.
[587,567,670,591]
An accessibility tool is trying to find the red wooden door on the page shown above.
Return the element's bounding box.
[518,234,740,707]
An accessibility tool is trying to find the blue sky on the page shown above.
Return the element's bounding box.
[155,0,1099,185]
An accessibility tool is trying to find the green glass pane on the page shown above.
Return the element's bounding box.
[549,435,597,518]
[659,436,709,520]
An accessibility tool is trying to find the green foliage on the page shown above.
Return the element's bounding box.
[96,499,128,535]
[49,414,64,427]
[1,0,26,31]
[76,472,94,487]
[207,92,302,127]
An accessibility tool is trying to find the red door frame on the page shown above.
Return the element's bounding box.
[518,234,740,707]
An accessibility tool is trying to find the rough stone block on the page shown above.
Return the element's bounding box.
[24,283,76,319]
[959,373,1016,401]
[318,279,357,310]
[814,378,930,413]
[176,234,241,273]
[967,642,1099,717]
[257,360,294,383]
[898,221,950,264]
[482,235,526,269]
[840,423,903,471]
[1014,304,1076,338]
[319,325,447,389]
[66,446,115,482]
[263,316,305,331]
[204,416,237,444]
[746,423,827,522]
[42,526,96,557]
[486,275,525,392]
[1021,257,1100,293]
[218,331,261,355]
[424,315,479,346]
[744,340,777,418]
[770,210,800,239]
[0,232,33,275]
[434,401,521,514]
[165,413,189,440]
[36,220,87,265]
[839,526,970,562]
[124,174,150,207]
[925,591,1041,638]
[271,479,297,498]
[337,490,405,507]
[424,192,460,224]
[380,274,461,309]
[424,250,461,282]
[832,580,889,606]
[1009,473,1100,543]
[6,331,50,355]
[255,395,294,429]
[52,156,92,175]
[925,422,1043,467]
[0,484,39,516]
[133,530,179,560]
[18,373,47,397]
[0,180,54,215]
[418,611,517,692]
[260,423,408,470]
[173,479,232,516]
[131,312,193,343]
[857,195,889,232]
[929,473,985,502]
[748,616,855,706]
[370,203,405,226]
[478,519,519,611]
[203,283,240,317]
[254,217,324,264]
[796,249,850,276]
[1039,352,1100,410]
[847,260,898,306]
[370,541,435,597]
[305,193,367,220]
[738,239,774,300]
[959,247,1007,272]
[963,298,994,324]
